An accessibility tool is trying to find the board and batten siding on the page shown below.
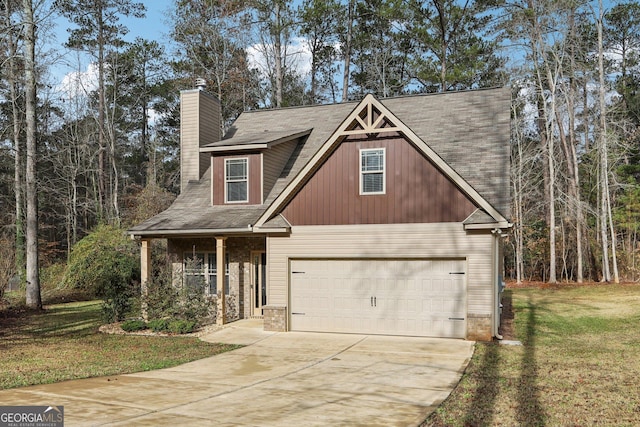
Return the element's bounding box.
[263,140,299,202]
[281,135,477,225]
[266,223,494,317]
[180,90,220,192]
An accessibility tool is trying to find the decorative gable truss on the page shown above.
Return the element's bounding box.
[343,101,400,137]
[254,94,510,230]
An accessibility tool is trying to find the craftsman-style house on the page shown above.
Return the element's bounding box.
[129,86,511,341]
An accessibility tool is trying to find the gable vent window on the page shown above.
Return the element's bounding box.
[225,158,248,203]
[360,148,385,195]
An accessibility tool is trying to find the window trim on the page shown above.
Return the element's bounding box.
[224,157,249,203]
[359,148,386,195]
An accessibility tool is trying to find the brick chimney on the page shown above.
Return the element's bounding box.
[180,81,221,193]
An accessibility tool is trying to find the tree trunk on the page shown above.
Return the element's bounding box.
[566,9,584,283]
[542,65,557,284]
[341,0,354,102]
[23,0,41,309]
[4,0,25,276]
[97,5,107,220]
[597,0,612,282]
[434,0,448,92]
[273,2,283,108]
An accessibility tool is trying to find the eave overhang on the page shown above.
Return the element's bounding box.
[129,227,256,239]
[463,222,512,231]
[200,129,312,153]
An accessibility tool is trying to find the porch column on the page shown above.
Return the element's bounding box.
[140,239,152,320]
[216,236,227,326]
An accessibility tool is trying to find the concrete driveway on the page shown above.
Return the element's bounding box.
[0,321,474,426]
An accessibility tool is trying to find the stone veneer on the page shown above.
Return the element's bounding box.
[263,306,287,332]
[167,236,266,321]
[466,314,492,341]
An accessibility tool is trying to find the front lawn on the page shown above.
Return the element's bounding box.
[0,300,238,389]
[424,283,640,426]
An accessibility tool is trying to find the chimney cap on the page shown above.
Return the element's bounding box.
[195,78,207,90]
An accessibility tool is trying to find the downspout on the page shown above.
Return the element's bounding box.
[492,228,504,340]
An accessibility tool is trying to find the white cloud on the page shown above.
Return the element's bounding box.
[247,37,312,78]
[57,62,100,101]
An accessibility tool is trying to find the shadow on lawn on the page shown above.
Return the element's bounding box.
[463,340,500,426]
[516,296,547,426]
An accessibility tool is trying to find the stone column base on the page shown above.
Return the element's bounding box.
[467,314,492,341]
[263,306,287,332]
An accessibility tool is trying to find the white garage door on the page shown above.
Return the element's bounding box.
[290,259,466,338]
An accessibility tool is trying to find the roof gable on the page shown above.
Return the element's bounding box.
[255,93,510,228]
[129,88,511,237]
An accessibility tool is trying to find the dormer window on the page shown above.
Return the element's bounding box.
[360,148,385,195]
[225,158,248,203]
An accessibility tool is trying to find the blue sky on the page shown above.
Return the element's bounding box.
[50,0,175,88]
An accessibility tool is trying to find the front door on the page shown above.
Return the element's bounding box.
[251,252,267,316]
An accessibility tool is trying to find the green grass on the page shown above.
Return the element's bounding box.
[423,283,640,427]
[0,300,240,390]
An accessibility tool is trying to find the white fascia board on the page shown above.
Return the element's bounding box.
[463,222,512,231]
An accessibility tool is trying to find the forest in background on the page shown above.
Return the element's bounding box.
[1,0,639,308]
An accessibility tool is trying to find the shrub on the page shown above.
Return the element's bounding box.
[144,254,179,321]
[148,318,169,332]
[143,254,211,325]
[121,319,148,332]
[168,319,197,334]
[40,263,93,304]
[63,224,140,322]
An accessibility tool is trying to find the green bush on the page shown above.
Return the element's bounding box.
[63,224,140,322]
[148,318,169,332]
[121,319,147,332]
[40,263,91,304]
[143,254,211,324]
[168,319,197,334]
[144,254,179,321]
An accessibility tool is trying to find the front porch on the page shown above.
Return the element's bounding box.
[139,235,267,326]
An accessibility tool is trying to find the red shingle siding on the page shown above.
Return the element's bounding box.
[282,135,477,225]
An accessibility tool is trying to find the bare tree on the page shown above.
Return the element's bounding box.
[252,0,298,108]
[23,0,40,308]
[340,0,355,102]
[56,0,145,222]
[596,0,619,283]
[2,0,25,277]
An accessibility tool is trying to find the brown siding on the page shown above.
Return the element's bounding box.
[281,135,477,225]
[212,154,262,205]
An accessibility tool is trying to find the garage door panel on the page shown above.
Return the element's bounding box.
[290,259,466,338]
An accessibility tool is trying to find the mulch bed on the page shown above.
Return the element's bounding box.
[98,322,221,338]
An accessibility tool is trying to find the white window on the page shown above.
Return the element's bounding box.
[360,148,385,194]
[183,252,230,296]
[225,158,248,203]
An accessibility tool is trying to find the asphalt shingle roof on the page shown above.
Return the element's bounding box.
[129,87,511,236]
